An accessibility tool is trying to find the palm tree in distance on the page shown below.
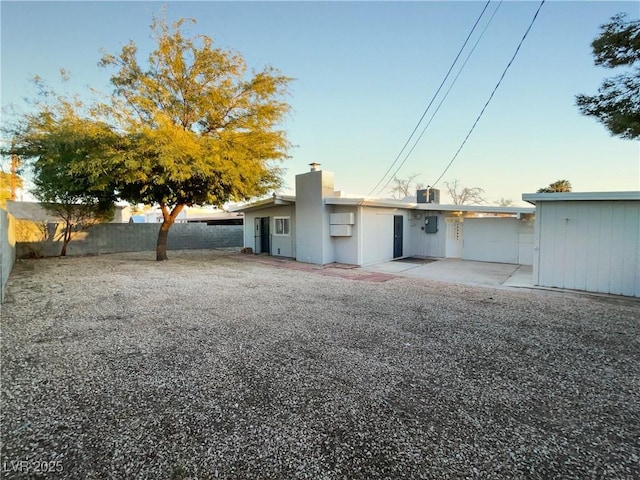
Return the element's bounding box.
[537,179,572,193]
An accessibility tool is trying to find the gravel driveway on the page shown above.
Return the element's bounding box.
[1,250,638,479]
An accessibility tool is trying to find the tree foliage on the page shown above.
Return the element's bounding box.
[537,179,572,193]
[445,179,486,205]
[0,171,23,207]
[576,13,640,139]
[97,16,292,260]
[12,97,116,256]
[7,13,292,261]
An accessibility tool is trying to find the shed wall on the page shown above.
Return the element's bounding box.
[534,200,640,297]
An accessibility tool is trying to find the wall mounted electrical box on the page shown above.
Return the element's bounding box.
[425,216,438,234]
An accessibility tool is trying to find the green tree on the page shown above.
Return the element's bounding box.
[576,13,640,139]
[97,16,292,260]
[13,98,116,256]
[537,179,572,193]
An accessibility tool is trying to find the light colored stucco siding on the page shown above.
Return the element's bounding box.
[1,209,16,303]
[295,171,334,264]
[408,212,446,258]
[360,208,408,265]
[271,206,296,258]
[330,205,359,265]
[463,217,534,265]
[242,205,295,257]
[242,211,258,250]
[535,200,640,297]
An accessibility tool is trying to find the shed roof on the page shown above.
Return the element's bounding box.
[522,191,640,205]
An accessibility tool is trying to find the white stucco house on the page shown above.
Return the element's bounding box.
[234,165,535,267]
[522,191,640,297]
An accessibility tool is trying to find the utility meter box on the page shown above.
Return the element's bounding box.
[425,216,438,234]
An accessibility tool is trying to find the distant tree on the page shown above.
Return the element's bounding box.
[445,179,486,205]
[576,13,640,139]
[0,171,23,207]
[11,97,116,256]
[389,174,424,200]
[495,197,514,207]
[537,179,572,193]
[97,15,292,260]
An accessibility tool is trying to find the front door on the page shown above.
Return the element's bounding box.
[445,218,463,258]
[254,217,271,254]
[260,217,270,254]
[393,215,403,258]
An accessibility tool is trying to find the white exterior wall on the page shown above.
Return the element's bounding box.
[408,211,446,258]
[463,217,534,265]
[242,211,257,249]
[360,207,409,265]
[242,205,295,257]
[533,200,640,297]
[295,170,335,264]
[330,205,359,265]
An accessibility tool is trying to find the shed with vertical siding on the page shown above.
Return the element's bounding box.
[523,191,640,297]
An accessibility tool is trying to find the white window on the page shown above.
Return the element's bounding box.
[274,217,290,236]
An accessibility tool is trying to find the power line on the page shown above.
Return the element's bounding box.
[430,0,546,188]
[367,0,492,197]
[374,0,504,197]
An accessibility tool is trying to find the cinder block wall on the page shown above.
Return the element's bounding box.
[16,223,243,258]
[1,209,16,302]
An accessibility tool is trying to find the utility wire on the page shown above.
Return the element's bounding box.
[430,0,546,188]
[374,0,503,197]
[367,0,492,197]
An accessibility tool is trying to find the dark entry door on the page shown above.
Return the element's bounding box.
[260,217,270,254]
[393,215,403,258]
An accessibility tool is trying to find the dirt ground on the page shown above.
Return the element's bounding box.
[1,250,639,479]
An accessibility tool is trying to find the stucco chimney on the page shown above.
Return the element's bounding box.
[309,162,321,172]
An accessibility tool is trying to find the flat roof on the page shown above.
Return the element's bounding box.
[231,195,295,213]
[325,197,535,214]
[233,195,534,215]
[522,191,640,204]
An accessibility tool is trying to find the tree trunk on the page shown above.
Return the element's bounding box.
[156,203,185,261]
[60,222,72,257]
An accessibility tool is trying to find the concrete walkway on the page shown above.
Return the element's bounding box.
[362,257,534,289]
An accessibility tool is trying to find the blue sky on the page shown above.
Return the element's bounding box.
[2,0,639,205]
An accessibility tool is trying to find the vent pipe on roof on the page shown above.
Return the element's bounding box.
[309,162,321,172]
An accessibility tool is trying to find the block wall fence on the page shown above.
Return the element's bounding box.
[16,222,243,259]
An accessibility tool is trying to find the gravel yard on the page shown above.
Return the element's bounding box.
[1,249,638,479]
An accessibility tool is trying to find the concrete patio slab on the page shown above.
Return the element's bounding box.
[363,258,532,288]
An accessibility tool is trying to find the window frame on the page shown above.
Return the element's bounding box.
[273,216,291,236]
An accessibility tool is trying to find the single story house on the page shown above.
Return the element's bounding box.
[234,166,535,267]
[523,191,640,297]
